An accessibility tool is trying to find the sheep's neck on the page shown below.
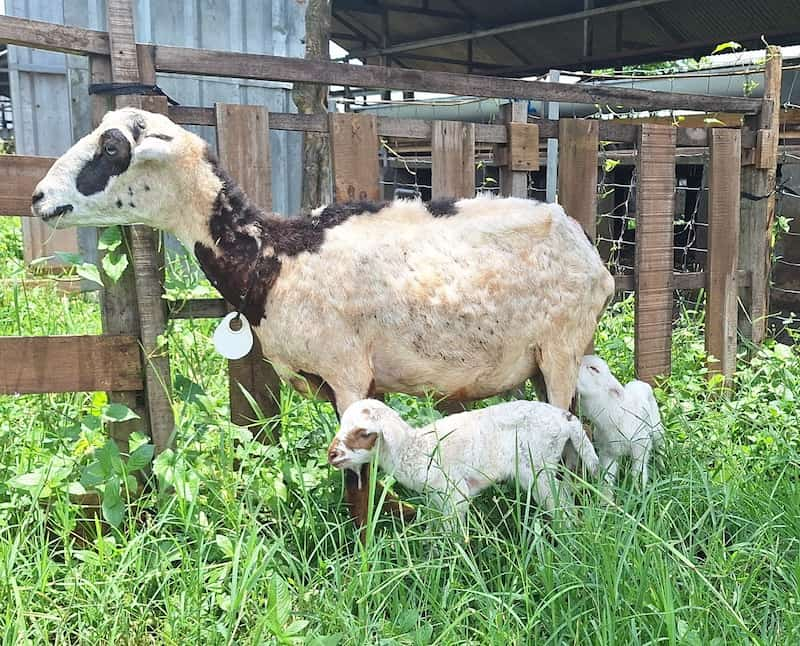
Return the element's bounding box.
[191,163,278,326]
[376,422,438,492]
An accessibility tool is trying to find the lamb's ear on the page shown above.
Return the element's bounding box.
[132,134,178,163]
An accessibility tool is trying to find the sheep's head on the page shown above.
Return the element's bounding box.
[577,354,623,400]
[31,108,218,235]
[327,399,395,471]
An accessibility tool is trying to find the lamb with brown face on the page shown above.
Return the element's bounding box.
[329,399,600,532]
[34,108,616,529]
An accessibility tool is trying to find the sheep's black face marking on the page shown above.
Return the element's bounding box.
[426,198,458,217]
[76,128,132,196]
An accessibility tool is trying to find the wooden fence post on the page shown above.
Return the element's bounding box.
[215,103,282,436]
[706,128,742,384]
[328,113,381,202]
[739,45,782,343]
[106,0,175,455]
[634,124,676,384]
[89,54,144,454]
[432,121,475,199]
[559,119,600,352]
[499,101,532,198]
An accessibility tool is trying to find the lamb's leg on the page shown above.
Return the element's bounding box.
[630,442,651,488]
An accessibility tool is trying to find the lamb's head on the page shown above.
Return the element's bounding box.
[327,399,399,471]
[577,354,624,401]
[31,108,219,236]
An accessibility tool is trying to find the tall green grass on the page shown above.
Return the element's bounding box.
[1,216,799,644]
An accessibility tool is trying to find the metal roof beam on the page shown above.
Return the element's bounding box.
[338,0,673,60]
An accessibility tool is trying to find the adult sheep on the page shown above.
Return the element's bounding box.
[32,107,615,527]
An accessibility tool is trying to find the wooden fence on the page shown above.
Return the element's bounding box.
[0,4,782,455]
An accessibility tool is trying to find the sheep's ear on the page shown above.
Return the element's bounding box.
[132,134,178,164]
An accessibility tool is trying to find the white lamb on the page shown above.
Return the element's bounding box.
[576,355,664,492]
[327,399,599,528]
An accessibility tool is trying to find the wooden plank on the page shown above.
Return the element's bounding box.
[151,44,763,114]
[215,104,281,433]
[0,155,55,216]
[88,53,144,454]
[739,45,782,344]
[634,124,676,384]
[328,113,381,202]
[0,336,142,394]
[499,102,530,197]
[168,298,228,319]
[166,106,687,147]
[706,129,741,385]
[0,14,110,56]
[508,123,540,172]
[755,129,777,169]
[558,120,599,238]
[106,1,174,455]
[432,121,475,199]
[558,119,599,354]
[614,269,751,292]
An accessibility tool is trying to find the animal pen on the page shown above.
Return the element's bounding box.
[0,2,784,457]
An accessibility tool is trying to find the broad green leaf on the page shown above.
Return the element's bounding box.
[603,158,620,172]
[76,263,103,287]
[127,443,154,472]
[96,440,123,477]
[8,471,47,490]
[98,226,123,251]
[101,249,129,283]
[101,476,124,527]
[711,41,741,54]
[80,461,107,487]
[68,481,87,496]
[102,403,139,423]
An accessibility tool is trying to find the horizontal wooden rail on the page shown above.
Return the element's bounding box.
[0,15,110,56]
[169,106,744,148]
[0,16,762,114]
[0,335,143,394]
[0,155,56,217]
[150,44,763,114]
[614,269,751,291]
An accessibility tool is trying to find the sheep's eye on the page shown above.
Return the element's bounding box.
[589,366,600,374]
[103,143,118,157]
[356,428,369,438]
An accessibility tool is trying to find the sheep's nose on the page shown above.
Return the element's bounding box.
[32,191,44,205]
[328,446,343,463]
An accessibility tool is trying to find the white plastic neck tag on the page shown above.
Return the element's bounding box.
[213,311,254,360]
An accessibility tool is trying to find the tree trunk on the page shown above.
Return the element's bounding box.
[292,0,333,211]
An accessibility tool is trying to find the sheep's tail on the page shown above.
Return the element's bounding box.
[568,420,600,477]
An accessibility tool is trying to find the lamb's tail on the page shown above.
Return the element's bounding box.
[568,420,600,477]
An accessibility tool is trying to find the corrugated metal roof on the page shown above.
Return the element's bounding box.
[332,0,800,76]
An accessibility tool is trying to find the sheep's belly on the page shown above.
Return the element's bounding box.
[370,333,537,400]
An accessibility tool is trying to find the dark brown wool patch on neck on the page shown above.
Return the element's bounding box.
[194,150,390,325]
[426,198,458,217]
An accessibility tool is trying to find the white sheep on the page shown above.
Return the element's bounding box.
[33,107,615,528]
[328,399,600,528]
[576,355,664,492]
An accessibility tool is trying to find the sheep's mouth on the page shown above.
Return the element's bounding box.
[40,204,74,222]
[329,457,351,469]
